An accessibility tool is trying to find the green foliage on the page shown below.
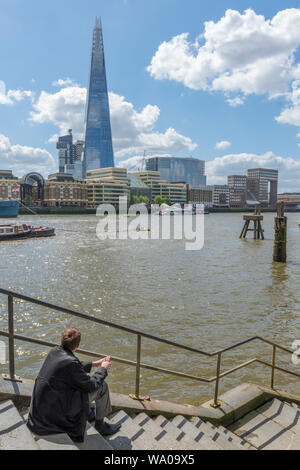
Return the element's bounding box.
[154,195,171,205]
[23,194,34,206]
[130,195,150,205]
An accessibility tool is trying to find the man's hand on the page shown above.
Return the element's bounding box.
[101,361,111,370]
[92,357,111,369]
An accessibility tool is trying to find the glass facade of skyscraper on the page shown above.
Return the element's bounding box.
[83,18,114,175]
[146,156,206,186]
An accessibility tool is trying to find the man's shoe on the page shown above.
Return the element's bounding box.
[95,419,121,436]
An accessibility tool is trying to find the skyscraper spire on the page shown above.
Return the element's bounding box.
[95,16,100,28]
[83,19,114,175]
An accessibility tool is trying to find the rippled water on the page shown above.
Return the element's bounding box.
[0,212,300,405]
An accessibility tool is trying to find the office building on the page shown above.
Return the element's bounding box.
[133,171,186,204]
[186,185,213,207]
[211,185,230,208]
[84,18,114,174]
[128,173,152,202]
[146,156,206,186]
[246,168,278,208]
[228,175,247,208]
[56,130,75,173]
[86,167,130,206]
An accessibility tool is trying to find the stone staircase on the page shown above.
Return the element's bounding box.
[1,397,300,450]
[0,399,251,450]
[229,398,300,450]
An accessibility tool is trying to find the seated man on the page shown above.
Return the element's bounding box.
[27,327,121,442]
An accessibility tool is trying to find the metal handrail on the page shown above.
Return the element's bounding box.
[0,288,299,406]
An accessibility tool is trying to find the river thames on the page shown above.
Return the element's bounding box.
[1,212,300,405]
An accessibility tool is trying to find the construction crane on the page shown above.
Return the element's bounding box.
[126,150,147,172]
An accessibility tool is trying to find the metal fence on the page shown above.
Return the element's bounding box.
[0,287,299,407]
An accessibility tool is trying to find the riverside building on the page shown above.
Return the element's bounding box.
[133,171,186,204]
[227,169,278,209]
[245,168,278,208]
[0,170,20,200]
[86,167,130,207]
[186,185,213,207]
[146,156,206,186]
[228,175,247,208]
[43,173,87,207]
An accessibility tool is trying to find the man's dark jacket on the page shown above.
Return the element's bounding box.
[27,346,107,441]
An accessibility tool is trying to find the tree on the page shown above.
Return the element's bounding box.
[154,195,164,205]
[23,194,34,206]
[138,195,149,204]
[130,195,139,205]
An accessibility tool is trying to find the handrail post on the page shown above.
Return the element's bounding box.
[8,295,15,380]
[271,345,276,389]
[129,334,149,401]
[2,295,21,382]
[212,352,222,408]
[135,334,141,399]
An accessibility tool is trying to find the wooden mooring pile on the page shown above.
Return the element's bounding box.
[273,201,287,263]
[239,202,287,263]
[239,205,264,240]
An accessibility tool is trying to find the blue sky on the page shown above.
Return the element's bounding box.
[1,0,300,191]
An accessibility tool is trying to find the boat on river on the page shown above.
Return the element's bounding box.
[0,224,55,241]
[0,224,32,240]
[29,226,55,237]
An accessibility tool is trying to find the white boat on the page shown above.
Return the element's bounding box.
[0,224,32,240]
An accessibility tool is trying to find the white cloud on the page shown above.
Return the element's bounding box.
[118,153,173,172]
[226,96,245,107]
[30,86,86,139]
[30,84,197,156]
[52,78,79,88]
[147,8,300,104]
[0,80,34,105]
[118,155,148,171]
[215,140,231,150]
[275,80,300,127]
[206,150,300,192]
[0,134,56,176]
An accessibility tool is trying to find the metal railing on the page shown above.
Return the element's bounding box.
[0,287,299,407]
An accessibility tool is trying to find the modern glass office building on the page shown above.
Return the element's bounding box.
[146,156,206,186]
[83,18,114,176]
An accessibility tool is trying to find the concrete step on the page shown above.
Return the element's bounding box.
[229,408,300,450]
[23,411,78,450]
[0,401,38,450]
[35,433,78,450]
[171,415,240,450]
[256,399,300,435]
[154,415,215,450]
[133,412,192,450]
[104,410,154,450]
[288,402,300,410]
[187,416,254,450]
[74,422,114,450]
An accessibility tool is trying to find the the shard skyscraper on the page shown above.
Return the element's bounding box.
[83,18,114,175]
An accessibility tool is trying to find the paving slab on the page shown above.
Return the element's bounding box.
[229,409,300,450]
[0,400,38,450]
[155,414,215,450]
[133,412,190,450]
[74,422,113,450]
[256,399,300,434]
[105,410,155,450]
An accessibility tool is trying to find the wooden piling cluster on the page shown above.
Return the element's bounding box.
[239,205,264,240]
[273,202,287,263]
